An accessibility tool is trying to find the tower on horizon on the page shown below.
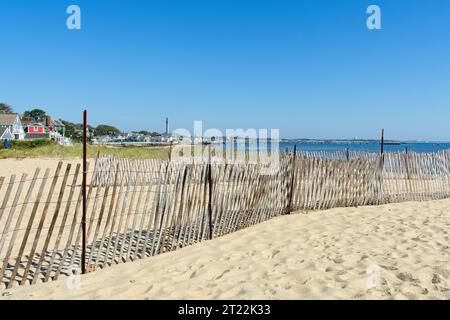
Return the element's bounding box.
[165,117,169,136]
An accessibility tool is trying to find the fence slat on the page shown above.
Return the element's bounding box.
[93,163,120,269]
[44,163,81,282]
[20,162,63,286]
[8,168,51,289]
[0,174,26,258]
[0,175,15,222]
[0,169,40,287]
[117,159,143,263]
[32,163,72,284]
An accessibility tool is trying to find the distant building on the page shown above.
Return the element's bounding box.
[20,115,68,143]
[0,113,25,140]
[26,123,46,134]
[23,121,48,140]
[47,116,66,133]
[92,135,114,144]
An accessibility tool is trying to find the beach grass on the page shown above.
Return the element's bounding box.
[0,143,280,161]
[0,144,169,159]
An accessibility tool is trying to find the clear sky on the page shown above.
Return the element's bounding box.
[0,0,449,141]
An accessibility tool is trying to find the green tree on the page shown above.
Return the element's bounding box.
[136,130,161,136]
[60,120,82,142]
[0,103,13,114]
[95,124,121,136]
[23,109,47,122]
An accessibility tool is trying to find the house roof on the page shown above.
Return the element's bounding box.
[0,113,19,125]
[52,119,65,127]
[21,118,45,125]
[21,117,64,127]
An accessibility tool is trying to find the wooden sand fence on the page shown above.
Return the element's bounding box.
[382,150,450,202]
[0,149,449,289]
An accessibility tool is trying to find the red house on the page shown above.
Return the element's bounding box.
[24,123,49,140]
[27,124,45,134]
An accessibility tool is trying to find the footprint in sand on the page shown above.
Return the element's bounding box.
[333,257,345,264]
[325,266,334,273]
[214,269,231,280]
[143,285,154,294]
[359,255,369,261]
[271,250,281,259]
[431,274,441,284]
[396,272,418,283]
[189,270,198,279]
[264,288,277,295]
[380,264,398,271]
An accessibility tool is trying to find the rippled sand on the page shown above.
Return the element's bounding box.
[2,199,450,300]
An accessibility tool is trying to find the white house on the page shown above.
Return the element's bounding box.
[0,113,25,140]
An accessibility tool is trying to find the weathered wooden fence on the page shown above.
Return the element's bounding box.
[383,151,450,202]
[0,149,449,289]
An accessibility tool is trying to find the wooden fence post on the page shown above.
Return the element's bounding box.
[82,110,87,275]
[287,145,297,214]
[207,144,213,240]
[379,129,385,204]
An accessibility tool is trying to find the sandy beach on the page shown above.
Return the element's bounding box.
[1,198,449,300]
[0,158,84,178]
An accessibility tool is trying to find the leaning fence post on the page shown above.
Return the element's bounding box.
[287,145,297,214]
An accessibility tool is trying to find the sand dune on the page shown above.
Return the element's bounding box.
[1,199,450,300]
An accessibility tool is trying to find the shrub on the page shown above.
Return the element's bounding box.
[9,139,56,149]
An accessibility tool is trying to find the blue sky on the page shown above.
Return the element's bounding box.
[0,0,449,141]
